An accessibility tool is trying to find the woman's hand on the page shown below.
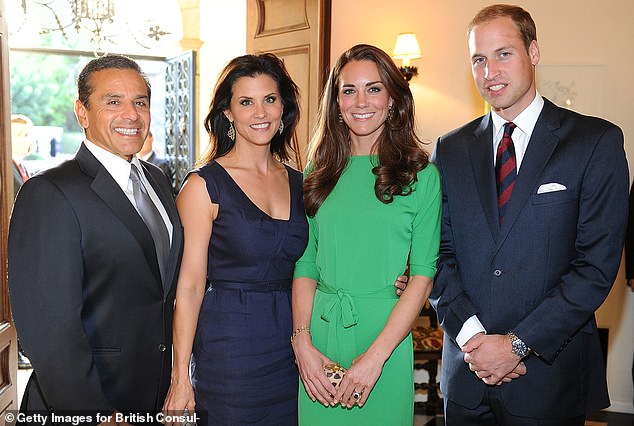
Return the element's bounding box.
[292,334,337,407]
[162,380,196,425]
[334,350,384,408]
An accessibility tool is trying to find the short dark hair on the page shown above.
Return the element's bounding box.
[468,4,537,52]
[77,54,151,109]
[199,53,300,164]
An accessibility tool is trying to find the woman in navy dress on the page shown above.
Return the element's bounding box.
[163,54,307,425]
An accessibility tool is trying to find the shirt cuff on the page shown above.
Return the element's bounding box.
[456,315,487,347]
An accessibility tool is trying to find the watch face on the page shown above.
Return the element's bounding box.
[509,332,529,358]
[512,339,528,357]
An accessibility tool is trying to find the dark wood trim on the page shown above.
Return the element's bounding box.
[0,0,20,411]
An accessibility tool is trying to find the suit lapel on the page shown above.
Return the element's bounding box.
[141,162,182,294]
[76,145,163,285]
[469,114,500,238]
[497,99,561,243]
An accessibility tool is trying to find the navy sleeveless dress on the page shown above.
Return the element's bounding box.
[190,161,308,425]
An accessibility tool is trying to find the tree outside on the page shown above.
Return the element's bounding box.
[10,51,88,156]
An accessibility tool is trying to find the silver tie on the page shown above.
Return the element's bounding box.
[130,164,170,281]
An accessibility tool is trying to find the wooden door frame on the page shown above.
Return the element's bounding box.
[0,0,20,413]
[247,0,331,168]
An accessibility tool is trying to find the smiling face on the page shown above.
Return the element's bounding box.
[74,68,150,161]
[337,60,393,150]
[224,74,283,149]
[469,16,540,121]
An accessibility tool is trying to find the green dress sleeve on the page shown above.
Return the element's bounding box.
[293,213,320,280]
[409,163,442,278]
[294,163,320,281]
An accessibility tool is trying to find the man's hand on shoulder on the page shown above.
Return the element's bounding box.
[394,274,408,296]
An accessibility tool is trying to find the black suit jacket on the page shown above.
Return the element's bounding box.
[8,143,183,416]
[431,98,628,417]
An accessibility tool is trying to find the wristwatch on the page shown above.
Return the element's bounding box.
[507,332,531,358]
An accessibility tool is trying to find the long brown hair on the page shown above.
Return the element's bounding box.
[303,44,429,217]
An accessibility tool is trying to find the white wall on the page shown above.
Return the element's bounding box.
[197,0,247,156]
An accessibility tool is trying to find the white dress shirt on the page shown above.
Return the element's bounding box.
[84,140,173,241]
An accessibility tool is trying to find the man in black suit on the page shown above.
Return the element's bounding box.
[10,114,35,370]
[9,55,183,421]
[431,4,628,424]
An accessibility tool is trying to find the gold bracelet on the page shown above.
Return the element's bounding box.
[290,326,311,343]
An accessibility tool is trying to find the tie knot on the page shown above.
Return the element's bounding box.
[503,122,516,137]
[130,164,142,183]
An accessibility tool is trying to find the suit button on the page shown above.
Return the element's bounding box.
[158,344,167,352]
[493,269,502,276]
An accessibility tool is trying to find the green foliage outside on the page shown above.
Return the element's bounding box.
[60,131,84,154]
[9,3,171,160]
[10,52,85,132]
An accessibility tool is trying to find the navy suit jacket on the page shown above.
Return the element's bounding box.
[8,143,183,416]
[431,98,628,417]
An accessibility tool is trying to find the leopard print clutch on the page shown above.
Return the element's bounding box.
[323,362,347,388]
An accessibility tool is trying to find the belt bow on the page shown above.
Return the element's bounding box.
[321,289,359,328]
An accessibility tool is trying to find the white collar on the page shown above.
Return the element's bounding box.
[491,91,544,138]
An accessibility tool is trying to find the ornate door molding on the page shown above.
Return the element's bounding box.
[247,0,331,169]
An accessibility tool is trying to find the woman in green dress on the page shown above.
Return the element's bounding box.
[291,44,441,425]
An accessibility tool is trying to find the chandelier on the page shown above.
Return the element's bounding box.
[8,0,183,52]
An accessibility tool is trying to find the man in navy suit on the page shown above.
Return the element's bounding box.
[9,55,183,421]
[431,4,628,424]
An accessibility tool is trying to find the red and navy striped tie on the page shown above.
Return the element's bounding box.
[496,122,517,224]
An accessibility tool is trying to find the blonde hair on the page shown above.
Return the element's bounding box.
[11,114,33,127]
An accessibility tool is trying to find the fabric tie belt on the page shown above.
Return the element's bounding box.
[207,279,291,292]
[316,282,397,363]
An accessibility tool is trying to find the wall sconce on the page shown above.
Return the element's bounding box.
[392,32,422,82]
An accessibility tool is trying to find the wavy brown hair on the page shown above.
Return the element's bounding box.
[303,44,429,217]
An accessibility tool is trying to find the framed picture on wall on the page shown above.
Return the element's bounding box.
[536,64,605,117]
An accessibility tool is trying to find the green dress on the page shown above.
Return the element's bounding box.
[294,155,441,425]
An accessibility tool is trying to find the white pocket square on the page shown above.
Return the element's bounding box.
[537,183,567,194]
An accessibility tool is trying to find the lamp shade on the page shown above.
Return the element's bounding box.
[392,33,421,66]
